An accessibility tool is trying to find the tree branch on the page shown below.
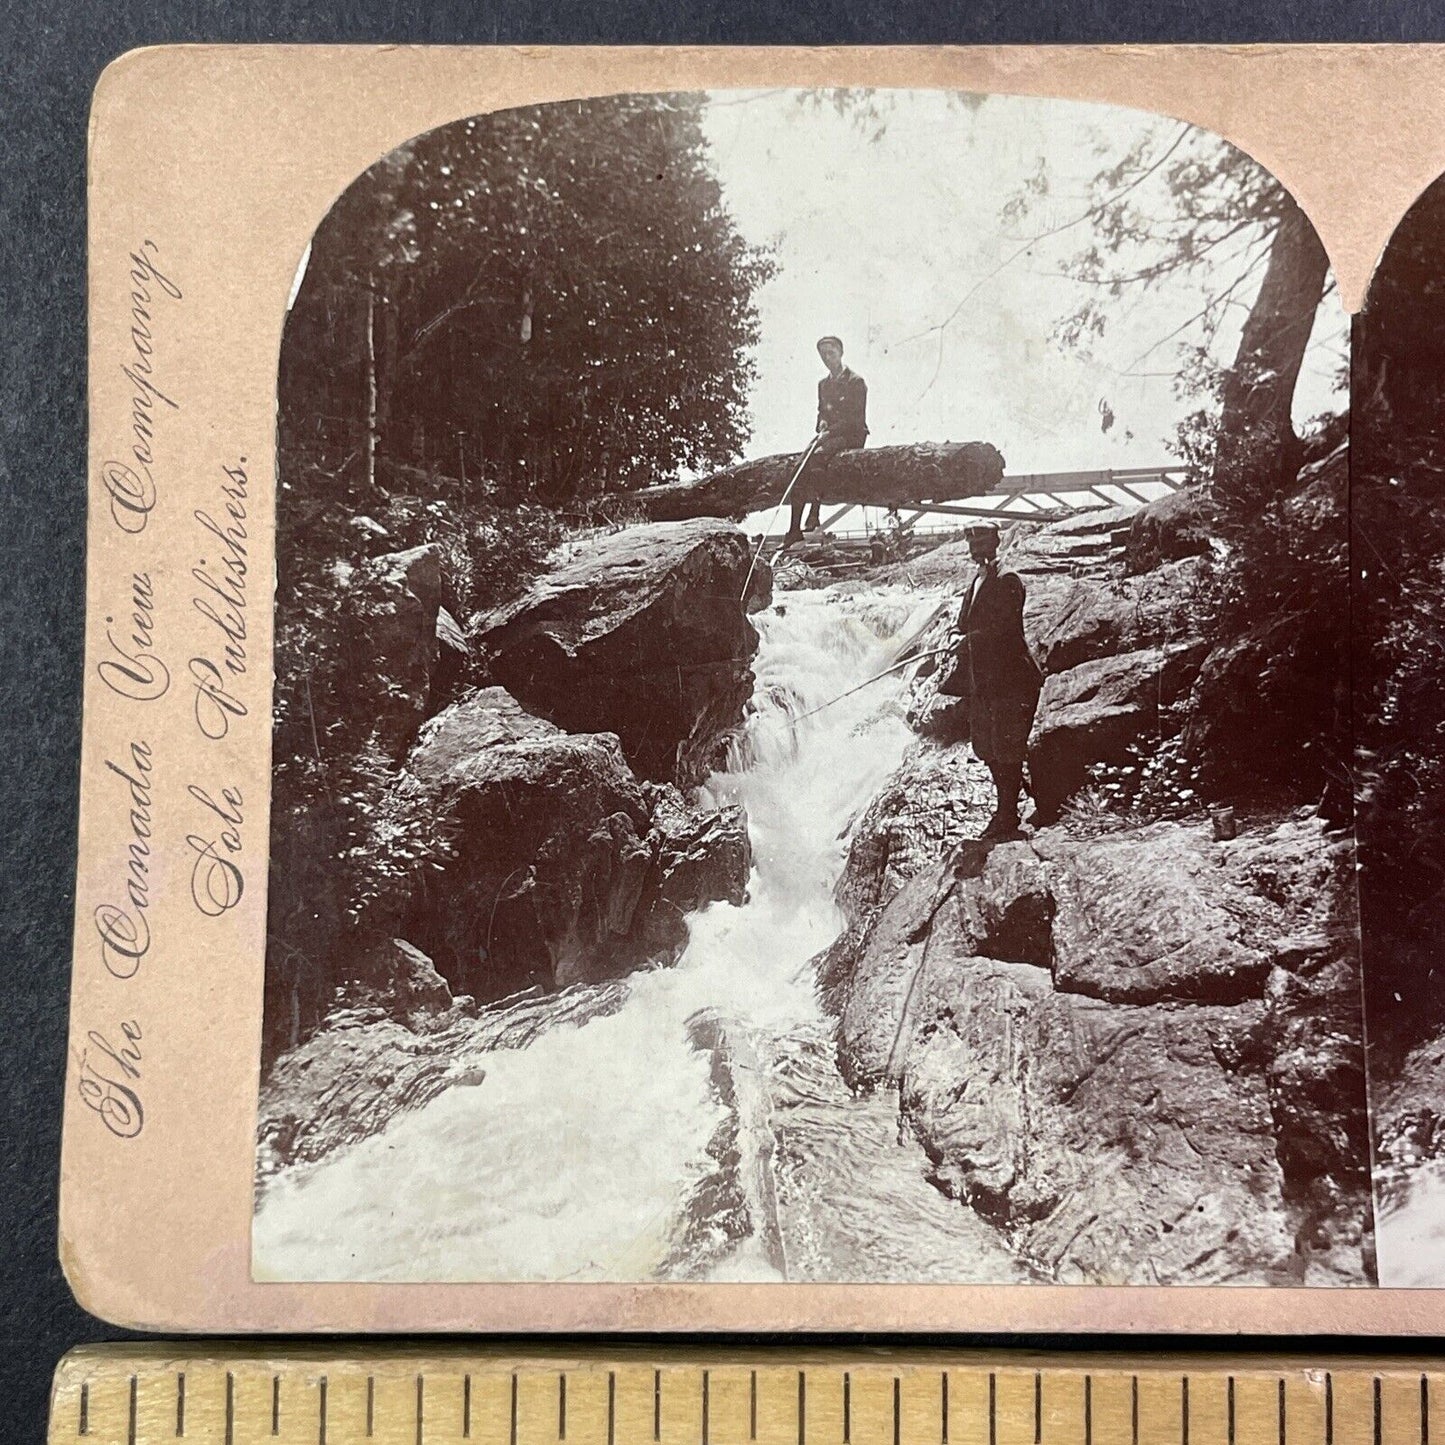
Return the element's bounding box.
[899,121,1197,352]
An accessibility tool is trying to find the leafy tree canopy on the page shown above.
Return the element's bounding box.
[282,93,776,501]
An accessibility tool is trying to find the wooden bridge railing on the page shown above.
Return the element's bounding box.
[781,466,1187,539]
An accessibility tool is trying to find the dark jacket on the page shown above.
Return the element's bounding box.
[817,365,868,444]
[940,564,1043,700]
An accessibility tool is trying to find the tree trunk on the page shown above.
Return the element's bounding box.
[364,279,377,494]
[377,292,397,464]
[634,440,1007,521]
[1213,197,1329,504]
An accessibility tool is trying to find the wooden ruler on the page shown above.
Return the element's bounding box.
[47,1347,1445,1445]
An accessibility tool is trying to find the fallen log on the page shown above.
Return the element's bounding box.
[634,440,1007,521]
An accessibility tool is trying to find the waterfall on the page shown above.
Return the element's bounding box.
[253,587,1021,1284]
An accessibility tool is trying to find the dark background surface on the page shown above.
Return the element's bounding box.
[4,3,1444,1442]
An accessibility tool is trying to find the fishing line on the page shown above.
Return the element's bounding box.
[790,646,955,723]
[739,434,823,603]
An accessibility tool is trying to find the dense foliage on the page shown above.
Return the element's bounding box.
[281,92,774,501]
[1180,413,1350,806]
[1354,174,1445,1053]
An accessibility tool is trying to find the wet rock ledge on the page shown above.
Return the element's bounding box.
[821,476,1371,1287]
[824,812,1368,1286]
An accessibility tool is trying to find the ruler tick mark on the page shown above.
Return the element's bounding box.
[59,1354,1438,1445]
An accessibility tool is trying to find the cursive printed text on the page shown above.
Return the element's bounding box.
[93,740,156,979]
[76,1022,144,1139]
[186,783,245,916]
[97,571,170,703]
[190,458,250,699]
[100,241,182,535]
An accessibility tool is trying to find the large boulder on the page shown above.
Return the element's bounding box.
[1026,574,1135,674]
[634,442,1007,521]
[832,740,992,922]
[401,687,750,1002]
[1028,558,1204,675]
[350,937,455,1019]
[1027,640,1206,819]
[834,860,954,1089]
[1124,486,1216,574]
[824,812,1373,1284]
[1038,823,1284,1004]
[1041,814,1349,1007]
[833,839,1053,1088]
[476,519,763,787]
[256,1010,490,1182]
[646,782,752,914]
[901,958,1298,1283]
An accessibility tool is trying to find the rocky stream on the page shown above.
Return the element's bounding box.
[253,467,1374,1287]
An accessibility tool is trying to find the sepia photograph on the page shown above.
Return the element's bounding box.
[249,87,1370,1287]
[1353,171,1445,1288]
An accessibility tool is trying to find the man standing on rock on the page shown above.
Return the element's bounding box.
[784,335,868,544]
[939,520,1044,838]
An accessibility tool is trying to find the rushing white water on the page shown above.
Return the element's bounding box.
[253,586,1018,1283]
[1377,1163,1445,1286]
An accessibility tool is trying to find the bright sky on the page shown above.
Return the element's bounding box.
[701,89,1348,478]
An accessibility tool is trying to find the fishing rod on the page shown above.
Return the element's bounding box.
[739,433,823,603]
[792,645,956,723]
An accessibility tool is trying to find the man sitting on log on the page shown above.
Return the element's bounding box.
[937,520,1044,838]
[784,334,869,544]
